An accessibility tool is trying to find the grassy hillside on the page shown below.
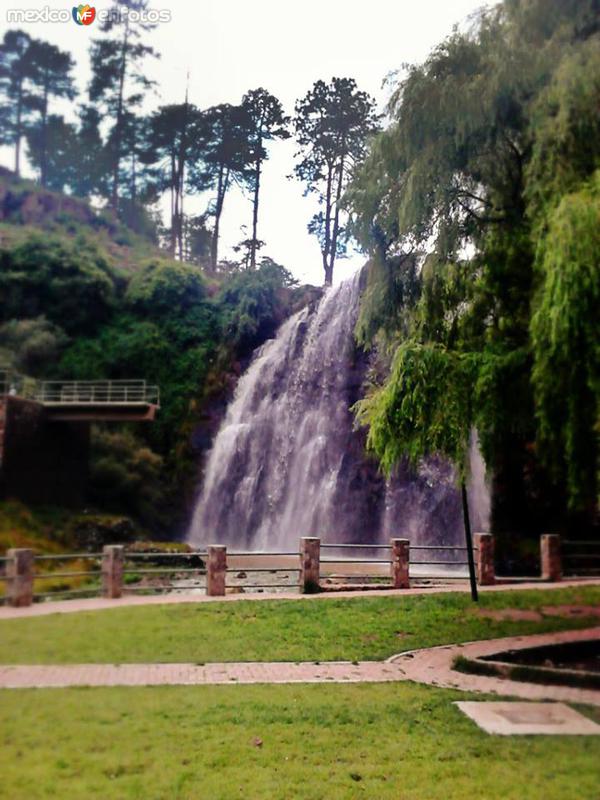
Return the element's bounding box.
[0,171,317,544]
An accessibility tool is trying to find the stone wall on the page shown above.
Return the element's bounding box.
[0,396,90,506]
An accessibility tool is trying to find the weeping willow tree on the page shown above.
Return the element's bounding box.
[348,0,600,536]
[355,343,482,596]
[531,173,600,512]
[355,345,477,475]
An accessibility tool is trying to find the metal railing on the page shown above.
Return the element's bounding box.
[32,553,103,602]
[562,540,600,578]
[409,545,475,580]
[321,541,473,583]
[121,551,208,594]
[0,368,160,406]
[0,535,513,606]
[35,380,160,406]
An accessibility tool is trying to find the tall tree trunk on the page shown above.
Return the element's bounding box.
[328,149,346,285]
[40,74,49,186]
[111,19,129,211]
[169,151,176,256]
[322,163,333,285]
[176,93,188,261]
[178,176,184,261]
[250,131,262,270]
[14,80,23,176]
[211,164,227,271]
[173,181,180,259]
[131,151,136,202]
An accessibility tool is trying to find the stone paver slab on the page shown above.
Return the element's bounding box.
[455,701,600,735]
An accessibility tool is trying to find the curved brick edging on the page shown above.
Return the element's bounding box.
[387,626,600,707]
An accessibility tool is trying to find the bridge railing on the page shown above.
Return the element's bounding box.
[35,380,160,406]
[0,369,160,406]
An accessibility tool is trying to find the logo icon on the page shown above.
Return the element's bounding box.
[72,4,96,25]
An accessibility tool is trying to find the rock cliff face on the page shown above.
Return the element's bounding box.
[188,272,486,550]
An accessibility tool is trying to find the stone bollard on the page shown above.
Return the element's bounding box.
[6,548,34,607]
[390,539,410,589]
[541,534,562,582]
[102,545,124,599]
[206,545,227,596]
[300,537,320,594]
[474,533,495,585]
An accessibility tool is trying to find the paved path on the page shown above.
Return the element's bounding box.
[1,627,598,707]
[0,660,406,688]
[391,626,600,707]
[1,578,598,620]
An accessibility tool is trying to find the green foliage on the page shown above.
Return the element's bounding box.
[89,427,165,527]
[0,316,67,375]
[217,257,297,352]
[241,88,290,269]
[89,0,158,208]
[25,115,78,192]
[349,0,600,519]
[530,173,600,509]
[355,344,478,476]
[0,233,115,334]
[355,253,421,348]
[0,30,36,172]
[294,77,379,285]
[125,259,207,314]
[526,38,600,222]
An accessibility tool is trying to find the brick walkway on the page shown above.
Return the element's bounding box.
[1,578,598,620]
[0,626,598,707]
[0,660,406,689]
[391,626,600,707]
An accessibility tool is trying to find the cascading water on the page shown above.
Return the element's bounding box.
[188,271,489,550]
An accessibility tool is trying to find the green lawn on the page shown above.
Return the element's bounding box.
[0,585,598,664]
[0,682,598,800]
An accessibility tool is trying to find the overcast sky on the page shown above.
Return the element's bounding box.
[1,0,494,284]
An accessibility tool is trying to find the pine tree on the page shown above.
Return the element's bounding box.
[188,104,253,271]
[25,39,76,186]
[89,0,158,210]
[0,30,35,175]
[241,88,289,269]
[294,78,378,285]
[146,99,202,257]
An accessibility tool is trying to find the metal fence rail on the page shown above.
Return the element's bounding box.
[0,369,160,406]
[320,540,474,584]
[36,380,160,406]
[12,532,580,607]
[562,540,600,577]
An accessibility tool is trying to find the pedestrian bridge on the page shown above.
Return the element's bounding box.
[1,372,160,421]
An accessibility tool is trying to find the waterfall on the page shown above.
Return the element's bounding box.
[467,429,491,533]
[188,272,483,550]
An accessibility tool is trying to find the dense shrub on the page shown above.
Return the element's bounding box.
[0,316,68,375]
[125,259,207,314]
[0,234,115,333]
